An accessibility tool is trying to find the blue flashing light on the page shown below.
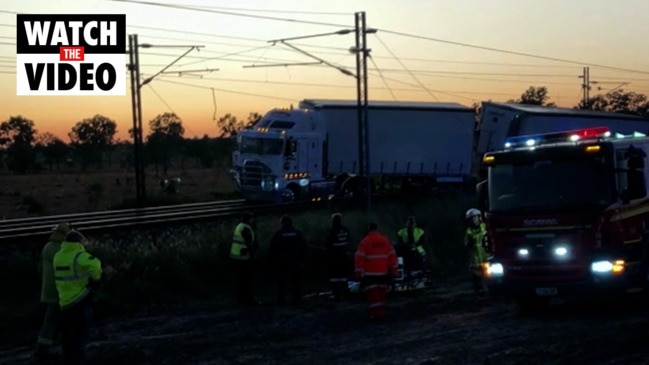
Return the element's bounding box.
[503,126,611,149]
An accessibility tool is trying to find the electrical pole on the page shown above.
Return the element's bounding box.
[128,34,146,207]
[355,11,371,211]
[579,66,590,105]
[128,35,206,208]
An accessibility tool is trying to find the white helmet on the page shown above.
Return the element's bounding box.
[465,208,482,219]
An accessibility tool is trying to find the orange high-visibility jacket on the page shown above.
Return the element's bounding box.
[355,231,398,277]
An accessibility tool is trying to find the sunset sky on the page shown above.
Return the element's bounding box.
[1,0,649,142]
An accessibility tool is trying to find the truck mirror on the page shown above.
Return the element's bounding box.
[476,180,488,211]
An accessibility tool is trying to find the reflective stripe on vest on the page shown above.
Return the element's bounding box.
[398,227,426,255]
[54,251,91,309]
[54,252,90,281]
[231,223,254,260]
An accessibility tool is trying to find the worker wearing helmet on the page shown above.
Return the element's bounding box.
[396,216,427,274]
[464,208,488,294]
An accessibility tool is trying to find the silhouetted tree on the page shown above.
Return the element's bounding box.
[217,113,242,138]
[575,89,649,117]
[68,114,117,170]
[0,115,37,174]
[508,86,556,106]
[36,132,70,170]
[146,112,185,175]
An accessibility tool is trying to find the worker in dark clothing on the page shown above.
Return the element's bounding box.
[230,212,261,306]
[325,213,351,300]
[269,215,306,306]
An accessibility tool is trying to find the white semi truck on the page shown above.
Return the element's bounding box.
[231,99,476,202]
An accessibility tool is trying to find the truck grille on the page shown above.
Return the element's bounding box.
[240,160,272,187]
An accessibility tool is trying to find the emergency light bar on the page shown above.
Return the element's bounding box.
[503,126,611,149]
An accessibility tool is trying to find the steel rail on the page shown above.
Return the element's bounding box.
[0,199,248,229]
[0,197,358,243]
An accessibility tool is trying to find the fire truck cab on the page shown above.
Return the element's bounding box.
[479,126,649,309]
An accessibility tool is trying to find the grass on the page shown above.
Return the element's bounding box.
[0,191,476,331]
[0,166,239,219]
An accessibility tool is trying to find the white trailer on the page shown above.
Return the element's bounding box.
[476,102,649,159]
[231,99,476,202]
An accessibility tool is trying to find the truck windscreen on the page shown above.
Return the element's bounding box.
[488,152,613,213]
[239,137,284,155]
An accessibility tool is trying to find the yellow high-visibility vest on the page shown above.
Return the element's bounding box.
[53,241,102,309]
[230,223,254,260]
[397,227,426,255]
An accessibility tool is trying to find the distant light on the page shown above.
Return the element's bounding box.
[554,246,568,257]
[518,248,530,257]
[525,139,535,146]
[569,134,580,142]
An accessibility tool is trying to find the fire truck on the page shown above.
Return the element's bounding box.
[479,126,649,309]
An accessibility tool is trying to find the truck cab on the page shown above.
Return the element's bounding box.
[480,126,649,308]
[232,107,327,202]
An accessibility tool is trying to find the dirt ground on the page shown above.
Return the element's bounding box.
[3,276,649,365]
[0,167,238,219]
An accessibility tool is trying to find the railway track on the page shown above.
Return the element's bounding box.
[0,198,343,243]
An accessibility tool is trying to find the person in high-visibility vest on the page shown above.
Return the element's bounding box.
[325,213,351,301]
[464,208,488,294]
[355,223,398,320]
[34,222,71,362]
[230,211,261,306]
[396,216,427,273]
[53,230,102,365]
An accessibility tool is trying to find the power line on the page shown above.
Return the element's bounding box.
[162,3,350,16]
[146,83,176,114]
[106,0,351,28]
[368,55,397,100]
[373,34,438,101]
[378,28,649,76]
[154,77,296,102]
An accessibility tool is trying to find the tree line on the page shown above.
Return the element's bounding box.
[0,112,261,174]
[2,86,648,175]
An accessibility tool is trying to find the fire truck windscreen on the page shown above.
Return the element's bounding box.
[239,136,284,155]
[488,148,614,213]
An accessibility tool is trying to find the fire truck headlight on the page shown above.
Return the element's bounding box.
[591,260,625,274]
[486,262,504,277]
[554,246,569,257]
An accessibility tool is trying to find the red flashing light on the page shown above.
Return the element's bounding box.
[571,126,610,138]
[504,126,611,149]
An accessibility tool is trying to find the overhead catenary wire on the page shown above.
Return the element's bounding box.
[106,0,351,28]
[161,2,350,16]
[154,77,296,102]
[377,28,649,76]
[368,55,397,100]
[373,34,438,101]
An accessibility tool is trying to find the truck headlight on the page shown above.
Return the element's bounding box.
[591,259,625,274]
[486,262,504,277]
[299,178,309,187]
[261,177,275,191]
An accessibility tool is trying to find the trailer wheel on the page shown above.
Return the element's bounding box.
[340,176,362,198]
